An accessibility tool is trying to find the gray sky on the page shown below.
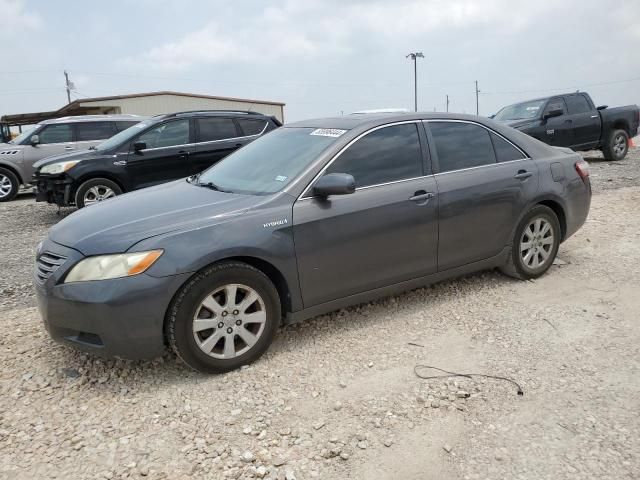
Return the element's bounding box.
[1,0,639,121]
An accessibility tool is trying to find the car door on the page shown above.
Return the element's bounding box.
[73,121,117,152]
[541,97,574,147]
[125,118,194,189]
[426,120,538,271]
[192,117,245,175]
[292,122,439,307]
[22,123,75,180]
[564,93,601,149]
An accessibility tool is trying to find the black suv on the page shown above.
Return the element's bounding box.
[34,110,281,208]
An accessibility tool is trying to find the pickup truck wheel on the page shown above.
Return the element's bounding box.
[500,205,560,280]
[166,261,281,374]
[602,129,629,161]
[0,167,19,202]
[75,178,122,208]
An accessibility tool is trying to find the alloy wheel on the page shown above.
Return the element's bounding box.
[0,174,12,198]
[520,217,555,270]
[192,284,267,359]
[83,185,116,205]
[612,134,626,157]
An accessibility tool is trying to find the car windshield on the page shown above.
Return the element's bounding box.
[9,125,39,144]
[95,119,156,151]
[493,99,546,121]
[195,127,341,195]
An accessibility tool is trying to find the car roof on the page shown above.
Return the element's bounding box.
[285,112,497,130]
[40,114,147,125]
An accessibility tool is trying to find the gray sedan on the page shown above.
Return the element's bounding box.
[34,113,591,373]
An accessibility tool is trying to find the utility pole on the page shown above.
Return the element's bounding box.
[446,94,450,113]
[64,70,72,104]
[406,52,424,112]
[475,80,480,115]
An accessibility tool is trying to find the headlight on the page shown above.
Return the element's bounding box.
[40,160,80,174]
[65,250,163,283]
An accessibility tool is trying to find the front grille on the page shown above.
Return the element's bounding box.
[36,252,67,283]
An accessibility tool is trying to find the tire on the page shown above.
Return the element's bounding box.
[166,261,281,374]
[500,205,561,280]
[602,129,629,161]
[74,178,122,208]
[0,167,20,202]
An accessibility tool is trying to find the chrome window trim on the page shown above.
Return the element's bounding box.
[296,174,432,202]
[422,118,531,162]
[139,143,196,153]
[298,120,423,200]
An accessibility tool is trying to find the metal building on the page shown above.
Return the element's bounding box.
[1,91,285,128]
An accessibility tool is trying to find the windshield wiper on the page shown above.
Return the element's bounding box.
[88,146,97,150]
[196,181,230,193]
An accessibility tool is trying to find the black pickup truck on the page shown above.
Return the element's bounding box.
[493,92,639,160]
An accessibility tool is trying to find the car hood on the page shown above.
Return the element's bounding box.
[49,179,267,255]
[33,148,103,169]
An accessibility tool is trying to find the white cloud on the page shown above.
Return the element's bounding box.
[0,0,41,35]
[120,0,560,71]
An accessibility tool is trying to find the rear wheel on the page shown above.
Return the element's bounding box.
[0,167,19,202]
[166,261,280,374]
[74,178,122,208]
[602,129,629,161]
[500,205,561,280]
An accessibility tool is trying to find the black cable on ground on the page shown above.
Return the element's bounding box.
[414,364,524,396]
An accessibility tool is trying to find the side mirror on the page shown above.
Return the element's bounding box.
[133,141,147,153]
[30,134,40,146]
[313,173,355,197]
[543,109,563,120]
[597,105,608,111]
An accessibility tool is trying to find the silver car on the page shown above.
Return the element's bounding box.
[0,115,145,201]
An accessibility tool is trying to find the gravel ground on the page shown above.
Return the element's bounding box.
[0,142,639,479]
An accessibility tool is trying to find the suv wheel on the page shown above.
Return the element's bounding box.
[0,167,19,202]
[500,205,561,280]
[167,261,281,373]
[75,178,122,208]
[602,129,629,161]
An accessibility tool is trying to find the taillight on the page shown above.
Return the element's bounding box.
[575,160,589,180]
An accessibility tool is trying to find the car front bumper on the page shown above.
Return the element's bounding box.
[34,239,191,360]
[34,173,74,206]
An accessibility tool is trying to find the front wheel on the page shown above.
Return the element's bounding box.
[166,261,281,374]
[74,178,122,208]
[500,205,561,280]
[602,129,629,161]
[0,167,20,202]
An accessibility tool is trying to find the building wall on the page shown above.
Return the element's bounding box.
[78,94,284,122]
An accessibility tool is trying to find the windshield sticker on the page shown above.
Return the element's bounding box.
[525,106,540,111]
[274,175,288,182]
[310,128,347,138]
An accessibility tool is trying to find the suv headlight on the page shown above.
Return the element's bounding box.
[65,250,163,283]
[40,160,80,174]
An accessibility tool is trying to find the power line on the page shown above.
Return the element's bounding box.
[481,76,640,96]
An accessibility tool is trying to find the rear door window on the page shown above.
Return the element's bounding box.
[76,122,116,141]
[115,121,141,132]
[196,118,239,142]
[490,133,526,162]
[237,118,268,136]
[565,94,592,114]
[429,122,496,172]
[324,123,423,188]
[136,119,190,149]
[37,124,73,144]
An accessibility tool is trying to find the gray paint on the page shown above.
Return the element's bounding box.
[35,112,591,359]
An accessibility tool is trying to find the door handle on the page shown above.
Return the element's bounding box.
[590,115,598,119]
[178,150,190,157]
[64,146,74,150]
[409,191,435,202]
[514,170,533,180]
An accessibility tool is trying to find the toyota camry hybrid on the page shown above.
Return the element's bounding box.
[34,113,591,373]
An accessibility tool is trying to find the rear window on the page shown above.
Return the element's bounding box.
[76,122,115,141]
[238,118,268,136]
[196,118,238,142]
